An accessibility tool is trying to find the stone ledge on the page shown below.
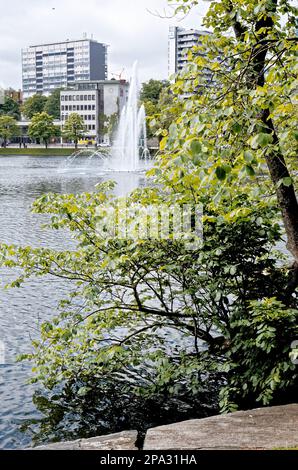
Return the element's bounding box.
[32,430,138,450]
[143,404,298,450]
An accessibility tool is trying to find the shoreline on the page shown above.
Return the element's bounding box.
[0,148,77,156]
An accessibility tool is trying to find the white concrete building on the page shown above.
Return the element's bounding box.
[168,26,211,79]
[60,80,129,143]
[22,38,107,99]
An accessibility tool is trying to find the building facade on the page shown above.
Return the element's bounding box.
[5,88,23,105]
[22,39,107,99]
[168,26,210,79]
[60,80,129,143]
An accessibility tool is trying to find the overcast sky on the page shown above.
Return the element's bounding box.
[0,0,210,89]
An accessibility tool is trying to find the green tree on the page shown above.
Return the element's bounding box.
[44,89,62,120]
[28,112,59,148]
[0,115,20,147]
[162,0,298,282]
[3,188,297,412]
[99,113,119,143]
[148,86,182,140]
[62,113,86,149]
[140,80,171,139]
[140,79,169,105]
[1,0,298,418]
[0,96,21,120]
[22,94,47,119]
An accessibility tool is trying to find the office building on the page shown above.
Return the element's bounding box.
[22,38,107,99]
[168,26,210,79]
[60,79,129,142]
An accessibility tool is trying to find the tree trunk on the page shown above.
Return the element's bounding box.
[261,109,298,263]
[231,3,298,291]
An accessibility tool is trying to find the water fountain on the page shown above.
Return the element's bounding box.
[109,61,150,172]
[60,62,151,175]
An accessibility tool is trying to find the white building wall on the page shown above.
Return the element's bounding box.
[168,27,177,80]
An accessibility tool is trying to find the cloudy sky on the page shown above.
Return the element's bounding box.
[0,0,210,89]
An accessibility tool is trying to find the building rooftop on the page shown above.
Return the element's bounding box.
[28,38,107,48]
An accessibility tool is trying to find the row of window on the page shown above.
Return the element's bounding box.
[61,114,96,121]
[61,94,96,101]
[61,104,96,111]
[62,120,96,131]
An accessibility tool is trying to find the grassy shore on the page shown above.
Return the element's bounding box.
[0,148,76,156]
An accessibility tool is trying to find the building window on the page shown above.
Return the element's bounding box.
[80,95,83,100]
[84,95,87,100]
[84,105,87,110]
[65,105,68,111]
[65,95,68,101]
[69,105,72,111]
[73,105,76,111]
[61,105,64,111]
[88,105,91,110]
[61,96,65,101]
[92,94,95,100]
[92,105,95,110]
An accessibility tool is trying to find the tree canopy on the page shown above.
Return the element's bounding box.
[62,113,86,149]
[140,79,169,104]
[44,89,62,120]
[140,80,171,139]
[22,94,48,119]
[1,0,297,422]
[0,115,20,146]
[28,112,59,148]
[0,96,21,120]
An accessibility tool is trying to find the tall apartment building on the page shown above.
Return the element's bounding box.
[22,39,107,99]
[60,80,129,142]
[168,26,210,79]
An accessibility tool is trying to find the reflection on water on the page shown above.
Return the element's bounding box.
[0,155,146,449]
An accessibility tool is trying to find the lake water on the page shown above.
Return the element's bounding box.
[0,155,146,449]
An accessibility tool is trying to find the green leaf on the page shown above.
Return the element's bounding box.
[244,151,254,164]
[250,133,273,149]
[281,177,293,187]
[215,166,227,181]
[190,140,202,156]
[245,165,255,177]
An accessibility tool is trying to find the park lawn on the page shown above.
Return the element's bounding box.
[0,148,76,156]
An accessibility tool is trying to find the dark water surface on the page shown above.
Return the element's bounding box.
[0,155,145,449]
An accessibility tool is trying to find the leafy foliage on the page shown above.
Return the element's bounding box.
[1,0,297,420]
[98,112,118,143]
[1,185,297,411]
[44,89,62,120]
[62,113,86,149]
[28,112,59,148]
[0,115,20,146]
[0,96,21,120]
[140,80,172,139]
[22,94,47,119]
[140,79,169,105]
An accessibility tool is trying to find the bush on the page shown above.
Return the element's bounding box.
[2,186,297,413]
